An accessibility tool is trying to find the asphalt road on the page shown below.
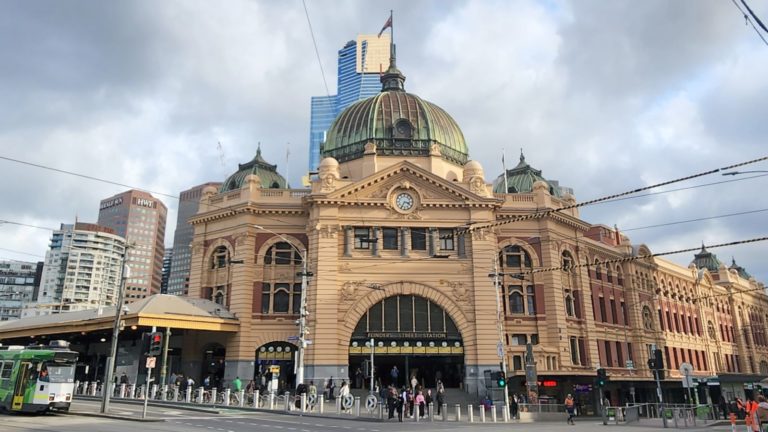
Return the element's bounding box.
[1,400,738,432]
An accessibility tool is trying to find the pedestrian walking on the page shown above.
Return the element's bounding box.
[390,365,399,386]
[436,384,445,416]
[355,367,363,389]
[326,377,336,401]
[387,385,397,420]
[415,390,426,417]
[510,394,519,419]
[425,389,433,416]
[565,394,576,424]
[232,376,242,392]
[756,395,768,430]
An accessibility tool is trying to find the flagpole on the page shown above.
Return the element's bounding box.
[502,149,509,193]
[390,10,394,44]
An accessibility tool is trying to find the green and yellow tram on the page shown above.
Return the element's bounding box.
[0,340,78,413]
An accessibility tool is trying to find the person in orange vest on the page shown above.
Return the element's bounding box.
[737,397,747,420]
[565,394,576,425]
[747,397,760,432]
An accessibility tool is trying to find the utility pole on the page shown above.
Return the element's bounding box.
[101,245,131,413]
[489,258,510,409]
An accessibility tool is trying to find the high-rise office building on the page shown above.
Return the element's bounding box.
[308,34,391,172]
[31,223,125,316]
[97,190,167,301]
[161,248,173,294]
[0,260,43,321]
[167,182,221,296]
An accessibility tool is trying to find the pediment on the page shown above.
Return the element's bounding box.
[317,161,500,208]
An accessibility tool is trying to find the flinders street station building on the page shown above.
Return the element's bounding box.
[0,47,766,413]
[183,52,768,408]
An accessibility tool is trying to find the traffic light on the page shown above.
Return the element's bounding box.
[596,368,607,387]
[148,331,163,356]
[497,371,506,388]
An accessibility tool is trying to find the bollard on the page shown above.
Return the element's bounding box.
[319,395,324,414]
[84,381,89,396]
[455,404,462,422]
[269,392,275,410]
[185,386,192,403]
[130,384,137,399]
[90,382,97,396]
[210,388,217,405]
[442,403,448,421]
[224,389,231,406]
[120,383,126,398]
[173,386,180,402]
[198,387,205,404]
[336,397,341,414]
[379,401,384,419]
[492,405,497,422]
[414,403,419,422]
[301,394,307,413]
[110,383,116,398]
[503,404,509,422]
[151,384,158,400]
[480,405,486,422]
[254,390,260,408]
[284,391,291,411]
[468,405,474,422]
[429,403,435,422]
[355,397,361,417]
[239,390,245,407]
[161,385,167,401]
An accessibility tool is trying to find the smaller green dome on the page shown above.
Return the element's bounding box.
[729,258,752,279]
[691,244,722,273]
[220,145,287,192]
[492,153,562,197]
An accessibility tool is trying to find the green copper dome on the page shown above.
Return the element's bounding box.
[729,258,752,279]
[220,145,287,192]
[492,153,563,197]
[691,245,723,273]
[322,49,468,165]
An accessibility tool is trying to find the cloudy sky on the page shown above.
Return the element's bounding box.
[1,0,766,283]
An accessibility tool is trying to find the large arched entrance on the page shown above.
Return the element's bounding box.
[349,294,464,389]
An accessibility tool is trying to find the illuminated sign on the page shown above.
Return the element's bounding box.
[542,380,557,387]
[100,197,123,210]
[133,198,156,208]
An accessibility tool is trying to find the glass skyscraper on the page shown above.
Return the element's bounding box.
[308,34,391,173]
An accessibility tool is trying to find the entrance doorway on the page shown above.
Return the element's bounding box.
[349,294,465,389]
[202,343,225,389]
[255,341,297,393]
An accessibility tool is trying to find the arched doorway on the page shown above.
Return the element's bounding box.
[255,341,297,393]
[349,294,464,389]
[202,343,226,389]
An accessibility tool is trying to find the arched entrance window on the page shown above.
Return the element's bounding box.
[260,242,302,315]
[349,295,463,389]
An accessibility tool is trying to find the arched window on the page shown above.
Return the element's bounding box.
[564,296,573,317]
[760,361,768,375]
[642,306,653,330]
[606,267,613,284]
[260,240,303,315]
[211,246,229,269]
[509,288,524,314]
[214,290,224,305]
[616,266,624,286]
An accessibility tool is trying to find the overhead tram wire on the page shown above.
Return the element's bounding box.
[302,0,331,99]
[2,154,767,265]
[462,155,768,234]
[730,0,768,47]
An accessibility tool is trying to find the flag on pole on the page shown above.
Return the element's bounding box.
[378,14,392,38]
[502,149,509,193]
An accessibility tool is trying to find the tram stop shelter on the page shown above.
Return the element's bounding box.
[0,295,239,386]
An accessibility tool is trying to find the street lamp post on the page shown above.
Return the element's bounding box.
[100,246,131,414]
[252,224,311,387]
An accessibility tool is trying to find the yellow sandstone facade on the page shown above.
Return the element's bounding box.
[186,50,767,405]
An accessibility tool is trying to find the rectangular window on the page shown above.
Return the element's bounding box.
[438,229,454,250]
[578,338,587,366]
[354,227,371,249]
[570,337,580,365]
[531,334,539,345]
[382,228,399,250]
[620,301,628,326]
[604,340,613,367]
[513,356,523,370]
[526,286,536,316]
[616,341,624,368]
[610,299,618,325]
[599,297,607,322]
[410,228,427,250]
[261,283,271,314]
[627,343,634,362]
[511,334,528,345]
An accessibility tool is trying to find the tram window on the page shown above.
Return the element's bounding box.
[43,363,75,383]
[0,361,12,380]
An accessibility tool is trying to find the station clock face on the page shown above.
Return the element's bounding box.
[395,192,414,211]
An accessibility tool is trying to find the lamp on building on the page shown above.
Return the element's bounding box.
[251,224,312,388]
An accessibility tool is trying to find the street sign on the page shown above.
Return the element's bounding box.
[680,362,694,388]
[497,342,504,358]
[145,356,156,369]
[365,395,377,412]
[287,336,300,341]
[342,394,354,410]
[625,360,634,369]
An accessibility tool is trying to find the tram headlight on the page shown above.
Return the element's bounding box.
[65,394,72,401]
